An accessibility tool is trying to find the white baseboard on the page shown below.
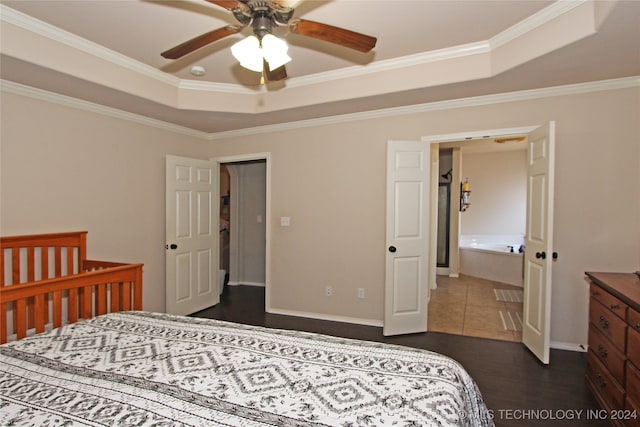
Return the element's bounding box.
[550,341,587,352]
[267,307,383,328]
[227,281,265,287]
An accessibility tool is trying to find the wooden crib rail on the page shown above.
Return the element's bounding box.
[1,231,143,344]
[1,231,88,286]
[0,262,143,344]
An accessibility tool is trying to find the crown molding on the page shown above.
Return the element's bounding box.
[208,76,640,140]
[285,41,491,89]
[3,76,637,140]
[0,4,252,95]
[490,0,588,49]
[0,4,180,87]
[0,79,210,140]
[2,76,638,140]
[178,79,259,95]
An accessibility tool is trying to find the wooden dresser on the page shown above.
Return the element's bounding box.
[586,272,640,427]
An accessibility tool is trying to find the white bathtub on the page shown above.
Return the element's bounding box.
[459,235,524,287]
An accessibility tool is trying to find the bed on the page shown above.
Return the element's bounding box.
[0,232,494,427]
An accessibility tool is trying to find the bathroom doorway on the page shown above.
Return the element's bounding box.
[430,135,528,342]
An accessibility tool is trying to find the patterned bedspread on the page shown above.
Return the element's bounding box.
[0,312,494,426]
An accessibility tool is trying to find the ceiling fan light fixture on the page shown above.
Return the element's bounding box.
[231,35,263,72]
[261,34,291,70]
[231,33,291,74]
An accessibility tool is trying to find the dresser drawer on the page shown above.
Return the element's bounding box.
[629,307,640,334]
[591,282,628,320]
[627,362,640,409]
[590,297,628,352]
[587,349,625,410]
[589,326,626,386]
[629,326,640,369]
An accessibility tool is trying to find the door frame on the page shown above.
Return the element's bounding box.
[422,126,538,292]
[422,125,557,362]
[213,152,272,312]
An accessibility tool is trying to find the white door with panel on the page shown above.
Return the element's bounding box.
[166,155,219,315]
[522,122,555,364]
[384,141,430,336]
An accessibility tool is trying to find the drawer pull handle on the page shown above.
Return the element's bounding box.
[595,373,607,387]
[610,304,620,310]
[636,323,640,330]
[599,315,609,329]
[597,344,608,358]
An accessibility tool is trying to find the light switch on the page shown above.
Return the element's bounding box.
[257,215,263,223]
[280,216,290,227]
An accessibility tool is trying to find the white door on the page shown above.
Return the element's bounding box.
[166,155,219,315]
[522,122,555,364]
[384,141,430,336]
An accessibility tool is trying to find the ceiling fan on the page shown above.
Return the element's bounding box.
[161,0,377,83]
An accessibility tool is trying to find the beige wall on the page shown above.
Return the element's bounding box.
[0,91,210,312]
[210,86,640,347]
[460,149,527,236]
[1,84,639,349]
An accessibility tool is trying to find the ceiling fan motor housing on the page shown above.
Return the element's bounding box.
[245,1,293,39]
[252,15,274,39]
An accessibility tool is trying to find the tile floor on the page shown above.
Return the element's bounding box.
[428,274,523,342]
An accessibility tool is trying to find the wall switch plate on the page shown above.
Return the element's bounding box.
[280,216,290,227]
[325,286,333,297]
[357,288,365,299]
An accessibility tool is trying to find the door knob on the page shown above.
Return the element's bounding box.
[388,246,397,253]
[535,251,546,259]
[552,252,558,260]
[166,243,178,250]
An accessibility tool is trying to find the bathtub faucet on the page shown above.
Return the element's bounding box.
[507,245,514,253]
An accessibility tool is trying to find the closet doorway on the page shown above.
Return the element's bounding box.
[216,153,270,311]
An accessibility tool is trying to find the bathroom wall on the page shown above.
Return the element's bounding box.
[460,149,527,236]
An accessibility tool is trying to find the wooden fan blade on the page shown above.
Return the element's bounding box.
[204,0,242,10]
[264,59,287,82]
[161,25,242,59]
[290,19,377,52]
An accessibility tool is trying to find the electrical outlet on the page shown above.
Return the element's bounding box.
[325,286,333,297]
[357,288,365,299]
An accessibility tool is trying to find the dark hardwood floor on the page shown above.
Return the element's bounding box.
[191,285,609,427]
